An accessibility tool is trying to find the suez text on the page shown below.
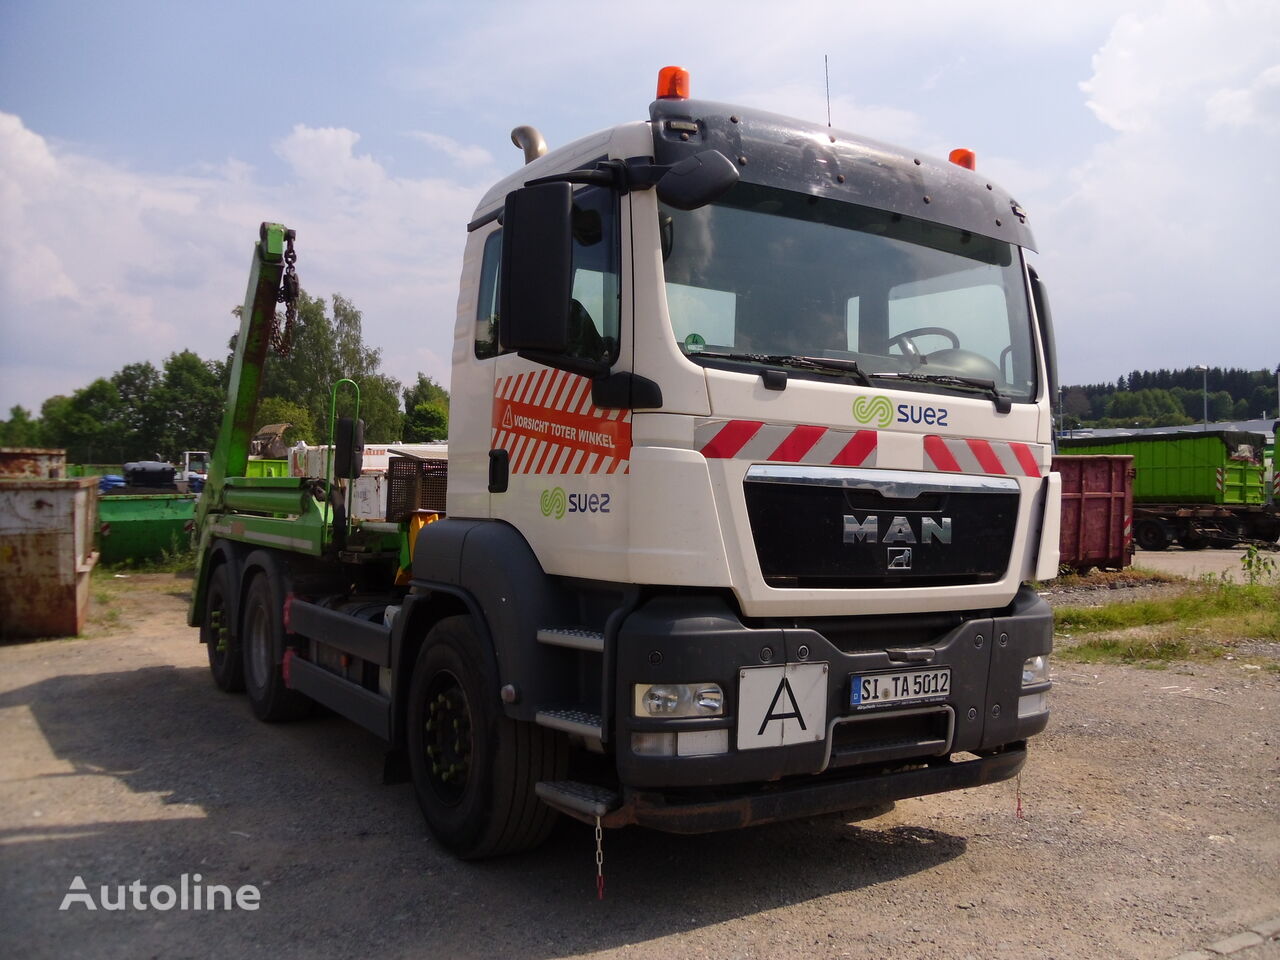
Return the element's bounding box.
[569,493,610,513]
[897,403,948,426]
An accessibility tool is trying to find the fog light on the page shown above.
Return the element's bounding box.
[1018,692,1048,718]
[634,682,724,718]
[1022,654,1050,686]
[632,732,676,756]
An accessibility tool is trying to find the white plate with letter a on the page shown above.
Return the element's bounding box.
[737,663,828,750]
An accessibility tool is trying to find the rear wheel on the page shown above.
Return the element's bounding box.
[407,615,566,859]
[1178,533,1209,551]
[203,563,243,692]
[1135,518,1171,552]
[241,570,311,722]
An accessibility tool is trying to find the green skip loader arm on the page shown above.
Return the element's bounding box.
[187,223,292,626]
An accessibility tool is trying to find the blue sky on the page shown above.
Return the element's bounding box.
[2,0,1277,414]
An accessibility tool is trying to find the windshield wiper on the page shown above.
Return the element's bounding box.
[869,371,1013,413]
[693,350,872,387]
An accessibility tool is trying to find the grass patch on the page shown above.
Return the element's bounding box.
[87,579,123,629]
[1049,566,1184,590]
[1056,580,1280,666]
[97,546,196,576]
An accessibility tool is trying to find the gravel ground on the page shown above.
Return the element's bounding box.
[1,573,1277,960]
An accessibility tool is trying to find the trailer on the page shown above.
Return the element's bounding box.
[1059,431,1279,550]
[189,67,1061,858]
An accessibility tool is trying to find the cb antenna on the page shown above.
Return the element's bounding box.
[825,54,832,127]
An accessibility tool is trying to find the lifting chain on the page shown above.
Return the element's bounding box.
[271,230,300,356]
[595,816,605,900]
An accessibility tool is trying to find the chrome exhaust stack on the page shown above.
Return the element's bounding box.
[510,125,547,165]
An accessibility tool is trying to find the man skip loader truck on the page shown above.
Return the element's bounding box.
[190,67,1060,859]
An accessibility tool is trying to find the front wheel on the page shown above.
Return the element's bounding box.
[407,615,567,859]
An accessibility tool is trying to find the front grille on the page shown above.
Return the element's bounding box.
[743,466,1018,587]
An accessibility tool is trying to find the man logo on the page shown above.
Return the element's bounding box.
[887,547,913,570]
[844,514,952,544]
[851,395,894,427]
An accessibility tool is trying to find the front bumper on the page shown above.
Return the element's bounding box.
[605,744,1026,833]
[615,585,1052,792]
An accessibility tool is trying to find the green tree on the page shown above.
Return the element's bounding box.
[111,361,165,458]
[403,373,450,411]
[155,350,225,459]
[39,381,126,463]
[253,291,403,442]
[0,406,40,447]
[1209,390,1234,421]
[402,373,450,442]
[405,401,449,442]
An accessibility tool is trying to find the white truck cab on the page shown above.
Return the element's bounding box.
[416,67,1059,836]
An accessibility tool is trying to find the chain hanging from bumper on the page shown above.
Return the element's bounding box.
[271,230,300,356]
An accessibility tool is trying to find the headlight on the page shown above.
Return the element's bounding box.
[634,682,724,717]
[1022,654,1050,686]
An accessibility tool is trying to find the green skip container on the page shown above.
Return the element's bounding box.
[1059,430,1267,506]
[97,493,197,564]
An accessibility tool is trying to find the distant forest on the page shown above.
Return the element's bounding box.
[1060,366,1279,430]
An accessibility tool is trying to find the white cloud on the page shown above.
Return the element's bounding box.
[406,131,495,168]
[0,114,491,413]
[1207,63,1280,131]
[1037,0,1280,384]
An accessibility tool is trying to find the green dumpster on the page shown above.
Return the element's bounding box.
[97,494,197,564]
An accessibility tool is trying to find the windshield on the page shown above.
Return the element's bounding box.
[660,182,1038,401]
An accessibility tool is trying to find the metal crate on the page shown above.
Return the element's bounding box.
[385,457,448,522]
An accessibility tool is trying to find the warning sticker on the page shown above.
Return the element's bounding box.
[492,369,632,475]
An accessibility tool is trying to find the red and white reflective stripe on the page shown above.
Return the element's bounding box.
[1215,468,1225,493]
[924,435,1044,478]
[492,370,632,475]
[696,420,878,467]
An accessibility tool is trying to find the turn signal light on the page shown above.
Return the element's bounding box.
[657,65,690,100]
[948,148,976,170]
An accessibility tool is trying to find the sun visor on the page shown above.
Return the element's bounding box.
[649,98,1036,252]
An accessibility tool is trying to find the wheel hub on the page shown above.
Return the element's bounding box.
[424,678,472,804]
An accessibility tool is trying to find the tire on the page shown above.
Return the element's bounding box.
[407,615,567,859]
[241,570,311,722]
[203,563,244,692]
[1135,518,1170,552]
[1178,534,1209,551]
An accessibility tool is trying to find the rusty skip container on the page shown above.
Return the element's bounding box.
[1052,455,1135,572]
[0,477,99,639]
[0,447,67,479]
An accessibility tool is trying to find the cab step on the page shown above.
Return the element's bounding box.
[536,627,605,653]
[535,780,622,819]
[535,707,603,739]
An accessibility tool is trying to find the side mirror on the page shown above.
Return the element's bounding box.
[655,149,739,211]
[499,182,573,353]
[333,417,365,480]
[1028,267,1058,401]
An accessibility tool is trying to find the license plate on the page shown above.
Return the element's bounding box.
[850,667,950,709]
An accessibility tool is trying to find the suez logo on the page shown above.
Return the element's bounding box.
[539,486,611,519]
[852,394,949,428]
